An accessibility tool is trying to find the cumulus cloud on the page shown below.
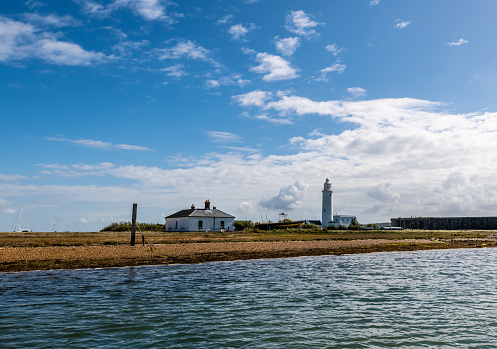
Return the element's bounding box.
[275,36,300,56]
[250,52,298,81]
[394,19,411,29]
[76,0,173,22]
[0,16,109,65]
[158,40,218,66]
[347,87,367,98]
[6,90,497,228]
[228,23,256,41]
[47,137,152,151]
[446,38,469,46]
[259,181,309,211]
[430,173,497,215]
[233,90,272,107]
[368,183,400,203]
[285,10,321,38]
[370,0,380,5]
[237,201,256,214]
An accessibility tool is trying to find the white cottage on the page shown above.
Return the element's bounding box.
[165,200,235,232]
[330,214,357,227]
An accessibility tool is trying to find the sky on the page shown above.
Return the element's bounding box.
[1,0,497,232]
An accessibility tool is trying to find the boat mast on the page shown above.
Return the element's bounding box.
[18,204,22,232]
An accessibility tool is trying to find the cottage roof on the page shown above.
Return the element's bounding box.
[165,208,235,219]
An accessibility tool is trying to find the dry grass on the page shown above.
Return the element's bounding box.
[0,229,492,248]
[1,230,496,273]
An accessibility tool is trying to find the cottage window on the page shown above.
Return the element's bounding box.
[220,221,225,229]
[175,221,178,229]
[198,220,203,229]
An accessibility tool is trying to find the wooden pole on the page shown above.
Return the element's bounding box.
[130,203,137,246]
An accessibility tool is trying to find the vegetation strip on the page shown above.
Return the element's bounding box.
[1,230,496,273]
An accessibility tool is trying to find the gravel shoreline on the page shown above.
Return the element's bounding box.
[2,238,496,273]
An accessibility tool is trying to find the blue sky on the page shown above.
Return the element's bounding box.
[1,0,497,232]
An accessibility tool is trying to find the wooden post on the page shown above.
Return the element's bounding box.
[130,203,137,246]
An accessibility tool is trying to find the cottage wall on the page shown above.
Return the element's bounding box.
[166,217,235,232]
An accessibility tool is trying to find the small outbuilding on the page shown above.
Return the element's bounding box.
[165,200,235,232]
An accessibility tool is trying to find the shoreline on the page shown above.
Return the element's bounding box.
[2,238,497,273]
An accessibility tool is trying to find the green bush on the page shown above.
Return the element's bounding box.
[100,221,165,232]
[299,222,319,230]
[233,220,255,231]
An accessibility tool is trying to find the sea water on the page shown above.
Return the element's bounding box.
[2,248,497,348]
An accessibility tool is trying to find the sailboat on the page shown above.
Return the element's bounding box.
[15,204,31,232]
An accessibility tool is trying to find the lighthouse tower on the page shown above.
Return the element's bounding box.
[322,178,333,228]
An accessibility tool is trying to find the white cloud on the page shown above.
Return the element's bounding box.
[325,44,345,56]
[275,36,300,56]
[259,181,309,211]
[285,10,321,38]
[228,23,255,41]
[0,16,109,65]
[233,90,272,107]
[318,61,346,80]
[205,74,250,88]
[253,114,294,125]
[112,40,149,56]
[22,13,82,27]
[159,40,218,66]
[79,218,89,223]
[132,0,166,21]
[25,0,46,10]
[250,52,298,81]
[160,64,186,78]
[394,20,411,29]
[207,131,242,143]
[47,137,152,151]
[216,14,234,25]
[347,87,367,98]
[37,39,108,65]
[446,38,469,46]
[370,0,380,5]
[368,183,400,203]
[0,174,28,181]
[237,201,256,215]
[76,0,173,22]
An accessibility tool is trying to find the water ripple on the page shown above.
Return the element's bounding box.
[2,248,497,348]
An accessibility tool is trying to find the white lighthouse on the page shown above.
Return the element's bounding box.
[322,178,333,228]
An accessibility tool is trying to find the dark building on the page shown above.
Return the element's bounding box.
[391,217,497,230]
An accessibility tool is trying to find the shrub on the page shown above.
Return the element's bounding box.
[233,220,254,231]
[100,221,165,232]
[299,222,319,230]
